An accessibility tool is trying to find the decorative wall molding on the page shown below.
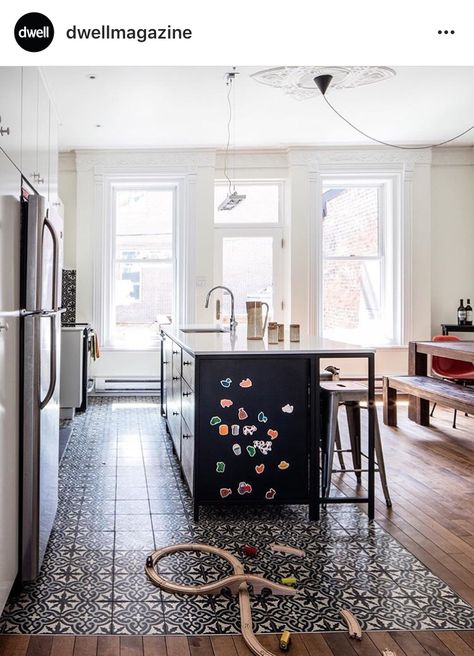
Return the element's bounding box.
[288,147,433,168]
[431,146,474,166]
[74,148,217,172]
[58,151,77,172]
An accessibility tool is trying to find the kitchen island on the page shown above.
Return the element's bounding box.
[160,326,376,521]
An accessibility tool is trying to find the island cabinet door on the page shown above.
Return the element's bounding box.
[196,357,310,504]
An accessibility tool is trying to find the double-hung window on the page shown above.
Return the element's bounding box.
[109,185,176,348]
[214,182,284,323]
[320,178,401,345]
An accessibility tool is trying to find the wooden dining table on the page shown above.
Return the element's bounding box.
[408,340,474,422]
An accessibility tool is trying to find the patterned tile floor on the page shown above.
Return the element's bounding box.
[1,396,473,635]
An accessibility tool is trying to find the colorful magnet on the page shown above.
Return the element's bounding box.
[267,429,278,439]
[254,440,273,455]
[219,424,229,436]
[232,443,242,456]
[231,424,240,436]
[265,488,276,500]
[220,488,232,498]
[238,481,252,495]
[238,407,248,420]
[246,445,256,457]
[216,461,225,473]
[243,425,257,436]
[220,378,232,388]
[255,464,265,475]
[257,412,268,423]
[282,404,294,414]
[220,399,233,408]
[242,544,258,557]
[210,416,222,426]
[239,378,253,388]
[278,460,290,470]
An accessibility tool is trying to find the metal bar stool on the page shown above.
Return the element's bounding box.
[320,381,392,507]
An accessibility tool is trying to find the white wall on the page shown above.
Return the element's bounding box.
[58,146,474,379]
[431,148,474,336]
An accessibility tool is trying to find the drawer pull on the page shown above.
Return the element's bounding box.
[183,433,192,439]
[173,350,179,355]
[183,360,192,366]
[163,360,169,365]
[172,411,179,416]
[172,376,179,381]
[0,126,10,136]
[183,391,191,397]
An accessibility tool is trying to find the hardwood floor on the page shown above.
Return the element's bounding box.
[334,401,474,605]
[1,632,474,656]
[0,403,472,654]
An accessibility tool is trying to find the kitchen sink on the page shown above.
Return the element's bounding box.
[179,326,229,333]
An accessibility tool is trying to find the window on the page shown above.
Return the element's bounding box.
[214,183,284,323]
[321,179,400,345]
[112,187,176,347]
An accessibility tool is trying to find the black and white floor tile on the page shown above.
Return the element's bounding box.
[1,396,473,635]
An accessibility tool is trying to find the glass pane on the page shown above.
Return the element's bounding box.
[116,189,173,236]
[114,261,173,346]
[322,187,379,257]
[322,259,391,345]
[221,237,273,321]
[214,184,279,224]
[113,188,175,347]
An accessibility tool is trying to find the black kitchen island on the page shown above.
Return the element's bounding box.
[160,326,376,521]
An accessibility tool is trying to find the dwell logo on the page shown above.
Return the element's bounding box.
[14,12,54,51]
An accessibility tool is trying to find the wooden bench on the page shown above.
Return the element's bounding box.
[383,375,474,427]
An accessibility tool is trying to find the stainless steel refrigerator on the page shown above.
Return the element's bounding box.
[20,189,63,582]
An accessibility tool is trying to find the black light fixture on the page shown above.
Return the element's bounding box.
[313,74,474,150]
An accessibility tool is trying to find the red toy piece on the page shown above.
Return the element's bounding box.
[242,545,258,557]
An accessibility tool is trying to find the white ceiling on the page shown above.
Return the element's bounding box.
[42,66,474,151]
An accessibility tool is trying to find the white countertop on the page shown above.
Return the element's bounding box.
[162,325,375,356]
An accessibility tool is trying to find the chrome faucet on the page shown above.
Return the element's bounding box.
[205,286,238,334]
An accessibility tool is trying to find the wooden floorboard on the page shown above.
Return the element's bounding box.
[3,632,474,656]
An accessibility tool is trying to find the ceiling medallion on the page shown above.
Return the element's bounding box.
[251,66,396,101]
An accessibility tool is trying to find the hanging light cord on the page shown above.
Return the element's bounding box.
[322,93,474,150]
[223,75,234,194]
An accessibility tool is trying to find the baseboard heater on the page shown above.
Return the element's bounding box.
[93,377,161,392]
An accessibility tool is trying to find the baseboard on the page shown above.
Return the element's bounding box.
[93,377,160,392]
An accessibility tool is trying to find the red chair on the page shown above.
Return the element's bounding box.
[431,335,474,428]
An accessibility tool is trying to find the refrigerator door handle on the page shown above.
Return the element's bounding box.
[39,213,60,311]
[39,314,57,410]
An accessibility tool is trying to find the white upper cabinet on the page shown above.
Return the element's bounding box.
[0,68,22,168]
[48,105,59,204]
[21,67,39,182]
[21,67,57,199]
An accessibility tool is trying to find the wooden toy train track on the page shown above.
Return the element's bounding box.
[145,543,299,656]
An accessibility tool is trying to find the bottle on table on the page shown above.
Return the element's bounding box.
[466,299,473,326]
[457,299,467,326]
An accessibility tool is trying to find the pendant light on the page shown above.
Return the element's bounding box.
[218,67,246,211]
[313,74,474,150]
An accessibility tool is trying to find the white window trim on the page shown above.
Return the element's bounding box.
[213,180,286,322]
[313,170,404,346]
[93,173,194,350]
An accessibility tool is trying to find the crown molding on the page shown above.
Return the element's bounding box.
[431,146,474,166]
[287,147,432,168]
[73,148,217,172]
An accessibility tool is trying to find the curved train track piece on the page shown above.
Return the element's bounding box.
[145,543,299,656]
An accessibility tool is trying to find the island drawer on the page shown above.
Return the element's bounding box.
[172,343,182,376]
[181,417,194,492]
[181,380,194,430]
[182,352,195,389]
